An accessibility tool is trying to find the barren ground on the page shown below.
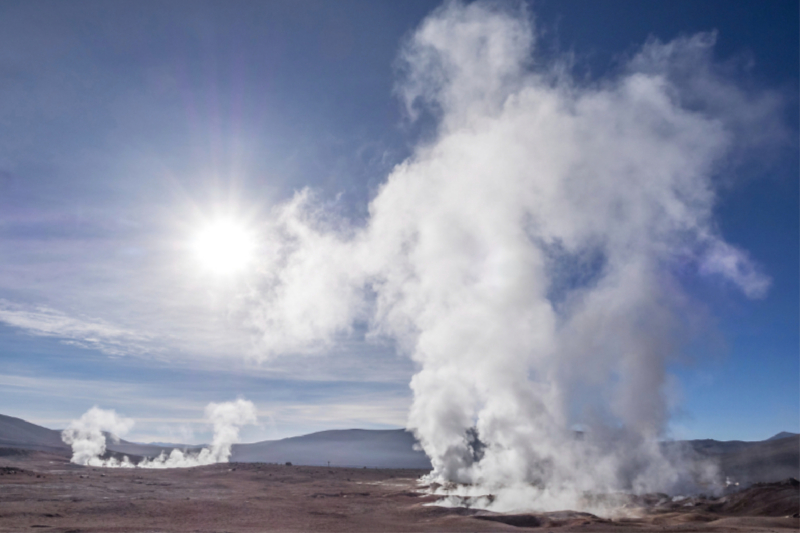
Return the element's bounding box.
[1,450,797,532]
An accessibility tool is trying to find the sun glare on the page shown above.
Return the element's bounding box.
[192,219,255,275]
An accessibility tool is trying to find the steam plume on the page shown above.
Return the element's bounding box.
[139,399,257,468]
[243,0,783,511]
[61,406,135,467]
[62,399,257,468]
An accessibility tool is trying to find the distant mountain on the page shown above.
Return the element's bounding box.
[713,435,800,485]
[110,429,430,469]
[0,412,796,480]
[0,413,69,453]
[230,428,431,469]
[0,413,190,459]
[0,413,430,468]
[767,431,799,441]
[676,438,754,455]
[658,434,800,485]
[143,441,204,448]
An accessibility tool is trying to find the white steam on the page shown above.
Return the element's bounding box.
[61,406,135,467]
[62,399,257,469]
[241,1,782,511]
[139,399,257,468]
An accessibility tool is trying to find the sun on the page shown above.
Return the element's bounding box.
[192,218,255,275]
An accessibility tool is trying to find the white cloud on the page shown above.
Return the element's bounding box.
[0,299,157,357]
[699,240,770,298]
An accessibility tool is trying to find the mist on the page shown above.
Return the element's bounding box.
[62,399,257,469]
[239,0,783,512]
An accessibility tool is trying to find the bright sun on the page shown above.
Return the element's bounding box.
[192,219,255,275]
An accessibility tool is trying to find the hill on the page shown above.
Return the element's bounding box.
[714,435,800,484]
[0,414,196,459]
[230,428,431,468]
[0,413,68,454]
[768,431,799,441]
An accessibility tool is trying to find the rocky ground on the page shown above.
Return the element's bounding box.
[0,449,797,532]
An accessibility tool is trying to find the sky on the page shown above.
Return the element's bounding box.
[0,0,797,447]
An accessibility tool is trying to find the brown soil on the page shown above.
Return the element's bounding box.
[1,450,797,532]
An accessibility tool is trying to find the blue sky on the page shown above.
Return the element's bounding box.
[0,0,796,445]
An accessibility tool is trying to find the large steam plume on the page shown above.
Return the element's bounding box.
[61,406,135,467]
[242,0,782,511]
[62,399,257,468]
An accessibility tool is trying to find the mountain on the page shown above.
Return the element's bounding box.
[230,428,431,468]
[0,414,191,459]
[0,414,430,468]
[677,438,754,455]
[714,435,800,485]
[144,441,202,448]
[657,434,799,485]
[0,413,796,479]
[0,413,69,453]
[767,431,799,441]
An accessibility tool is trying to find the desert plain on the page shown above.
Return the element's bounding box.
[1,447,797,533]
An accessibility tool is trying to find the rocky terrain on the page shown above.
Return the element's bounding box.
[0,449,798,532]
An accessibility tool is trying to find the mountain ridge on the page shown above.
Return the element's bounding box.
[0,413,797,481]
[768,431,799,441]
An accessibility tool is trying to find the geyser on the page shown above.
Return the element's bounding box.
[61,406,135,467]
[62,399,257,468]
[242,1,781,512]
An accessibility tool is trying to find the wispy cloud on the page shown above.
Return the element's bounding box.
[273,398,411,430]
[0,299,157,357]
[0,373,202,412]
